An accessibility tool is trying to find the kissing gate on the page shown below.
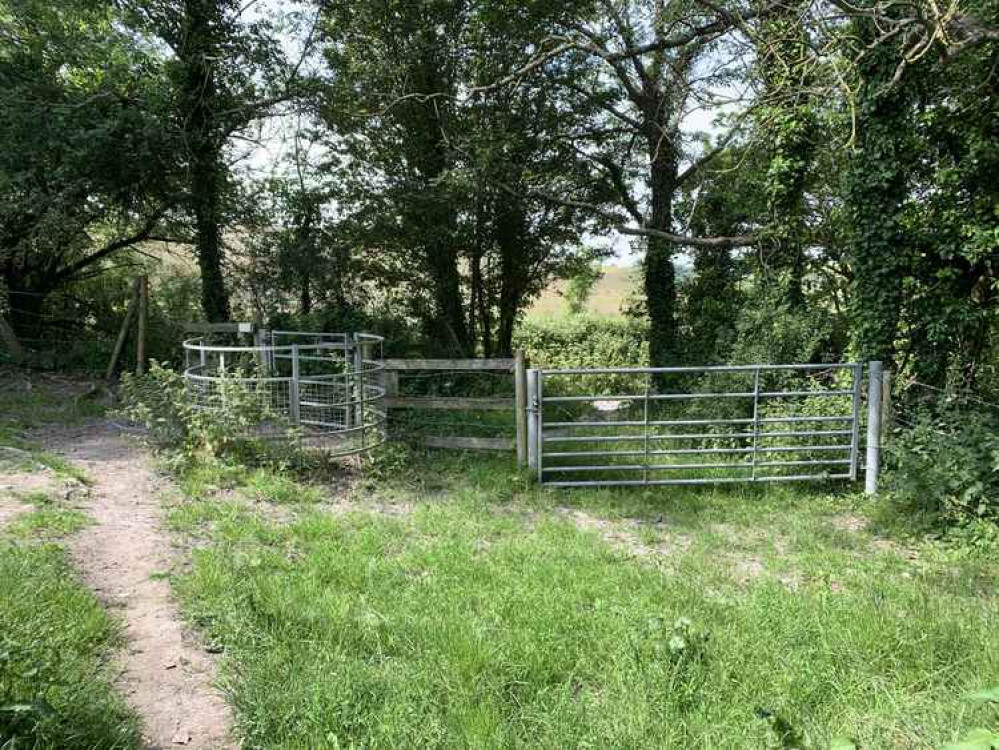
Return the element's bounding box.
[526,362,884,493]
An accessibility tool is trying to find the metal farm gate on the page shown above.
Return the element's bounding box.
[527,362,884,489]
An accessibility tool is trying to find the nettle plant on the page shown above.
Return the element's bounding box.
[117,361,297,462]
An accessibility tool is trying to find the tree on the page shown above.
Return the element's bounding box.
[319,0,471,350]
[318,0,603,355]
[0,0,177,337]
[565,263,604,315]
[754,0,818,306]
[488,0,766,368]
[122,0,309,321]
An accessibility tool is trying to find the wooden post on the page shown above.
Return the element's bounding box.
[0,314,24,363]
[135,275,148,375]
[515,349,527,467]
[383,370,399,399]
[105,277,141,382]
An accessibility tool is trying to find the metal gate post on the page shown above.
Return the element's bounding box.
[527,369,538,473]
[642,377,650,486]
[865,360,884,495]
[289,344,301,426]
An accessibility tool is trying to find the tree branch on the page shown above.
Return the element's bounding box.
[52,208,168,285]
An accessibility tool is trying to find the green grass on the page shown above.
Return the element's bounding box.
[0,541,140,748]
[169,449,999,749]
[0,376,138,748]
[7,506,90,540]
[0,371,100,482]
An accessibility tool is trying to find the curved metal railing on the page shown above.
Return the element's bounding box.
[182,331,385,458]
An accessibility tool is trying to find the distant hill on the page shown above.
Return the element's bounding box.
[528,265,637,318]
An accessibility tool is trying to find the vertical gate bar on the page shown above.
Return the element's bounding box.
[353,333,364,435]
[343,338,353,430]
[848,362,862,481]
[751,368,760,481]
[643,375,650,486]
[527,369,538,473]
[515,350,528,468]
[865,360,884,494]
[357,336,367,451]
[289,344,301,427]
[536,370,545,484]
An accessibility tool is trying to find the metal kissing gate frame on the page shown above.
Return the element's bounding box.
[527,362,884,490]
[183,330,386,458]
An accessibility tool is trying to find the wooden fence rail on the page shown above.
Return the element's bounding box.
[382,351,528,466]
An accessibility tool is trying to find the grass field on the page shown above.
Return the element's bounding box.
[168,449,999,749]
[528,264,637,318]
[0,377,140,749]
[2,376,998,749]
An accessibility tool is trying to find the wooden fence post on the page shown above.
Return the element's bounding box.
[105,277,141,383]
[515,349,527,468]
[0,314,24,363]
[135,275,148,375]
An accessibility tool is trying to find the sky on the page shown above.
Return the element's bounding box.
[237,1,742,267]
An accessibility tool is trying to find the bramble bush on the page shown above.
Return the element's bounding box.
[117,360,299,464]
[886,398,999,528]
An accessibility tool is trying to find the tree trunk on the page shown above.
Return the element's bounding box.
[300,274,312,315]
[181,0,230,322]
[845,27,910,367]
[757,3,817,308]
[644,124,679,370]
[5,284,45,341]
[495,197,530,357]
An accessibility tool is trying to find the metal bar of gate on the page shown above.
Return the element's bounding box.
[543,389,853,402]
[537,361,862,488]
[546,474,854,488]
[543,429,853,443]
[643,377,650,484]
[849,362,862,481]
[751,368,760,481]
[536,370,544,484]
[543,363,857,375]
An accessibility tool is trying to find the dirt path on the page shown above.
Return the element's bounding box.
[0,495,29,528]
[44,422,235,750]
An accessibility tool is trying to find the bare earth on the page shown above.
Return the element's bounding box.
[44,422,234,750]
[0,494,29,527]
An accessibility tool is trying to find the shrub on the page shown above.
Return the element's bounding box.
[514,315,648,394]
[886,398,999,526]
[117,360,298,463]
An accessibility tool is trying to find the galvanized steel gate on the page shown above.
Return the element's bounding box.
[527,362,883,489]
